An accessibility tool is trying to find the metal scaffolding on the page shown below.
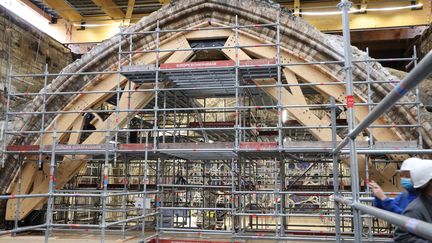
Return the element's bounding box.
[1,1,432,243]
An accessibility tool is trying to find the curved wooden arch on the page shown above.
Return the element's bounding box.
[2,0,430,220]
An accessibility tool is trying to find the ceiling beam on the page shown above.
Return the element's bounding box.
[91,0,125,19]
[32,0,430,44]
[360,0,368,11]
[19,0,52,22]
[294,0,300,16]
[124,0,135,26]
[349,26,427,43]
[42,0,82,22]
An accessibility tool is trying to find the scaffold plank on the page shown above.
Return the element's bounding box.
[283,141,418,149]
[154,240,240,243]
[6,144,117,154]
[6,145,39,152]
[240,142,277,150]
[44,144,115,152]
[161,60,235,69]
[160,58,275,70]
[185,28,232,40]
[159,142,234,150]
[119,143,154,151]
[189,121,235,127]
[159,142,236,160]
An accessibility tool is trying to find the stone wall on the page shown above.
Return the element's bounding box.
[0,5,72,223]
[0,4,72,117]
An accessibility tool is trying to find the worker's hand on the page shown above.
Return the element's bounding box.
[369,180,387,200]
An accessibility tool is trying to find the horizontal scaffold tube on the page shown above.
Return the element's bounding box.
[335,196,432,240]
[334,50,432,154]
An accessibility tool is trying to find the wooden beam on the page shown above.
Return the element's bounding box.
[284,69,305,102]
[227,32,404,141]
[223,32,399,191]
[297,0,431,32]
[349,27,427,43]
[228,31,409,168]
[185,29,232,40]
[7,82,155,220]
[193,28,408,171]
[38,0,430,45]
[224,44,334,141]
[164,36,194,63]
[360,0,368,11]
[91,0,125,19]
[6,163,39,215]
[39,35,190,146]
[40,75,123,146]
[6,115,86,219]
[159,0,170,5]
[19,0,53,22]
[124,0,136,26]
[42,0,82,22]
[67,114,85,144]
[294,0,301,16]
[6,36,192,220]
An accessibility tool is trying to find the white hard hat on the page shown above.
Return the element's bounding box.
[410,159,432,188]
[398,157,422,172]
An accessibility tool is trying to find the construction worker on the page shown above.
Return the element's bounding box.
[394,159,432,242]
[369,158,421,214]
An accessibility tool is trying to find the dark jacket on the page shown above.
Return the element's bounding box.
[373,190,417,214]
[394,194,432,243]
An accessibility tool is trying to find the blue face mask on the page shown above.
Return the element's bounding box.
[400,178,414,191]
